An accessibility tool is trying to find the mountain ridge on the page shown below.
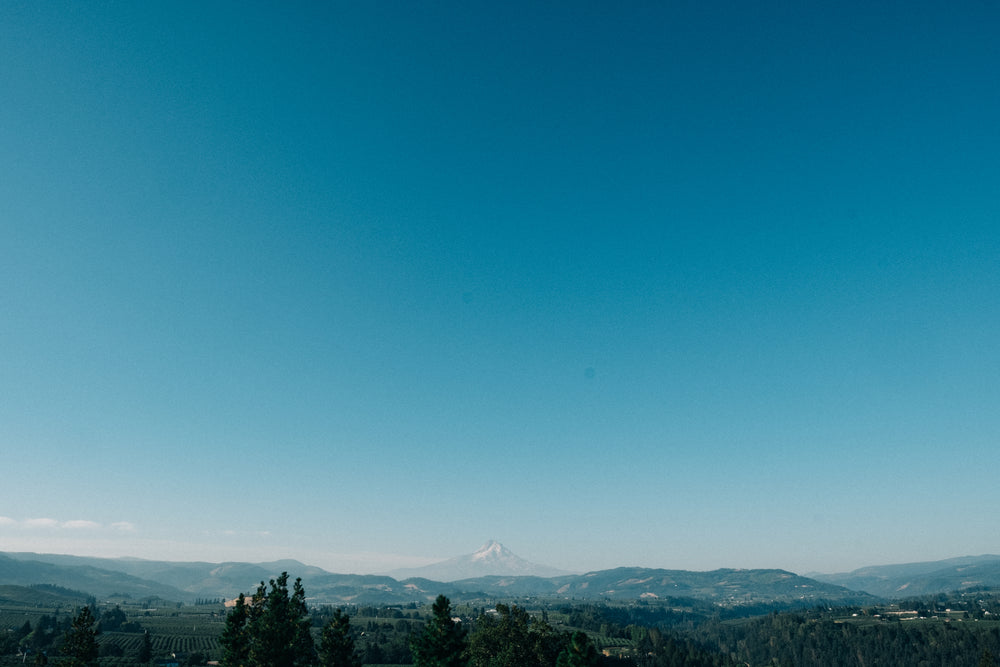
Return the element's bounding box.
[810,554,1000,597]
[4,548,999,605]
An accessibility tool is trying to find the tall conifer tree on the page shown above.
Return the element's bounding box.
[220,572,316,667]
[318,608,361,667]
[411,595,468,667]
[61,606,99,667]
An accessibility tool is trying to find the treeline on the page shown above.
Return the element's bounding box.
[569,599,1000,667]
[8,575,1000,665]
[693,611,1000,667]
[0,612,70,655]
[218,574,1000,667]
[194,597,226,606]
[565,601,710,635]
[0,604,155,664]
[0,605,121,666]
[218,572,624,666]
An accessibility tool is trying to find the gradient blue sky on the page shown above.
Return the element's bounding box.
[2,1,998,576]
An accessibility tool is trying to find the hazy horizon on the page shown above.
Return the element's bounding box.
[6,540,999,579]
[2,2,998,578]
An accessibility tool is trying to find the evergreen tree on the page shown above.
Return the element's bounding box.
[410,595,468,667]
[220,594,251,667]
[60,606,99,667]
[470,603,564,667]
[138,630,153,663]
[556,631,600,667]
[220,573,316,667]
[364,641,384,664]
[318,608,362,667]
[470,604,529,667]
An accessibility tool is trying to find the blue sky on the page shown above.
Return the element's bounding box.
[1,1,998,575]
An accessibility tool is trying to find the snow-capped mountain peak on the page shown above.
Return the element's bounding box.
[387,541,571,582]
[472,540,506,561]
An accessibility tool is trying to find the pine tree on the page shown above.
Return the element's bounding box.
[138,630,153,663]
[555,631,600,667]
[60,606,99,667]
[249,573,316,667]
[411,595,468,667]
[318,608,362,667]
[220,573,316,667]
[220,594,251,667]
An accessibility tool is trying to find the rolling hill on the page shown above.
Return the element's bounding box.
[442,566,876,606]
[7,547,999,606]
[0,583,90,607]
[0,553,190,601]
[811,554,1000,597]
[2,549,872,606]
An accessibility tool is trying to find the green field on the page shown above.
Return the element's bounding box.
[5,588,1000,666]
[0,600,228,666]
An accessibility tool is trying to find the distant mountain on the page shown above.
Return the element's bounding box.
[1,552,441,604]
[448,567,875,605]
[0,552,191,601]
[0,548,876,607]
[2,553,330,602]
[812,554,1000,598]
[387,540,572,582]
[12,548,992,606]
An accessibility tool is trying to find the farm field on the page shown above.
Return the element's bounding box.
[6,587,1000,666]
[0,600,230,666]
[0,599,424,666]
[99,604,227,664]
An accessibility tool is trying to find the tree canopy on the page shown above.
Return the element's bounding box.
[556,631,601,667]
[469,603,565,667]
[61,606,99,667]
[318,608,362,667]
[220,572,315,667]
[411,594,468,667]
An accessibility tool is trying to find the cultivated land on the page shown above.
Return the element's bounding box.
[6,550,1000,664]
[4,584,1000,666]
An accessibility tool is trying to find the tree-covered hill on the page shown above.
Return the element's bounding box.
[550,567,874,604]
[0,584,89,607]
[7,550,996,607]
[812,554,1000,597]
[0,553,190,601]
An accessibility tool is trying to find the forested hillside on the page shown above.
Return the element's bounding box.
[4,571,1000,666]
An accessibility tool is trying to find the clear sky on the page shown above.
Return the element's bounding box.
[1,1,998,577]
